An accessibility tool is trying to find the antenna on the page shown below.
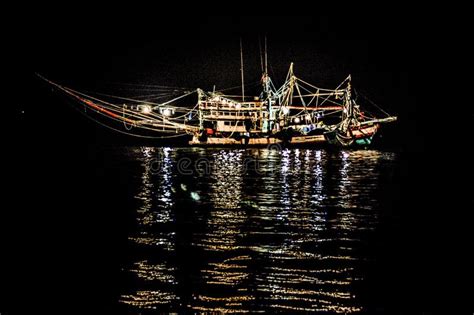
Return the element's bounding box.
[240,38,245,102]
[264,36,268,75]
[259,37,264,73]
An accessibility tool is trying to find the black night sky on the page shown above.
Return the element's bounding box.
[18,14,432,150]
[3,12,472,314]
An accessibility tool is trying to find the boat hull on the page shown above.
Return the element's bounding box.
[324,124,379,147]
[189,134,327,147]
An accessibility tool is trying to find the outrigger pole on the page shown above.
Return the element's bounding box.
[240,38,245,102]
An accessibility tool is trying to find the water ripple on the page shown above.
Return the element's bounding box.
[119,147,396,313]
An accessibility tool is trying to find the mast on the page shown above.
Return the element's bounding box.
[259,36,278,133]
[262,36,270,96]
[340,75,357,132]
[262,36,273,132]
[264,36,268,76]
[197,88,204,130]
[240,38,245,102]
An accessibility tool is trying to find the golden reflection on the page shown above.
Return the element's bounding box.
[135,146,175,226]
[131,147,176,252]
[196,150,246,252]
[120,147,178,311]
[334,150,389,231]
[120,147,395,313]
[129,260,176,283]
[120,290,178,309]
[209,150,244,209]
[128,232,175,251]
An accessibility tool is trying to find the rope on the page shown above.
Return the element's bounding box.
[123,105,133,130]
[64,96,190,139]
[39,75,198,133]
[60,85,198,131]
[102,81,193,90]
[355,88,392,117]
[85,90,181,104]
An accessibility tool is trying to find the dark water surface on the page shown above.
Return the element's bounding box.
[109,147,397,313]
[4,143,472,314]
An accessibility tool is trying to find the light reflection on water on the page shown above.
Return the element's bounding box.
[119,147,396,313]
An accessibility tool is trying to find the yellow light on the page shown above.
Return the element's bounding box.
[141,105,152,114]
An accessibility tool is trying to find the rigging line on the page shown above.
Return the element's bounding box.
[111,87,193,93]
[292,91,344,107]
[77,101,153,128]
[76,86,195,109]
[152,90,197,109]
[240,37,245,102]
[71,86,196,121]
[355,88,391,117]
[166,103,200,120]
[63,87,168,122]
[64,97,190,138]
[37,74,192,129]
[294,81,308,112]
[295,82,341,99]
[298,85,319,108]
[84,90,180,105]
[270,79,278,94]
[102,81,194,90]
[137,93,183,101]
[63,84,196,127]
[318,88,344,108]
[269,63,279,86]
[322,109,343,117]
[53,84,136,124]
[97,105,196,132]
[124,91,181,99]
[295,77,340,92]
[294,83,319,107]
[221,117,242,139]
[316,89,320,108]
[214,81,260,93]
[123,105,133,130]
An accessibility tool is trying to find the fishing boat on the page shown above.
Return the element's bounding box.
[38,48,396,147]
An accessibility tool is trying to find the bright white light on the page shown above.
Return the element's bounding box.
[190,191,200,201]
[282,107,289,115]
[294,117,300,124]
[160,107,174,117]
[141,105,152,114]
[235,103,241,109]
